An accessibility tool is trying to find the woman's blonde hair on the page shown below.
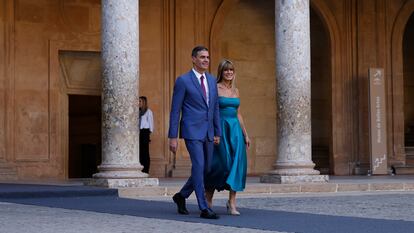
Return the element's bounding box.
[216,59,236,88]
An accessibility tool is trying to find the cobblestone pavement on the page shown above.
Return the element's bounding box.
[201,191,414,221]
[1,191,414,233]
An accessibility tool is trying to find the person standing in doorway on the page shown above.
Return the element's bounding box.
[168,46,221,219]
[139,96,153,174]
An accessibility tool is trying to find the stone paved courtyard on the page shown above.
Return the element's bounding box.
[2,190,414,233]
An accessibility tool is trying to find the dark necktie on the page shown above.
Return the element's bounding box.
[200,75,207,99]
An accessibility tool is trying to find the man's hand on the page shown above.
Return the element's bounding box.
[169,138,178,154]
[213,136,220,145]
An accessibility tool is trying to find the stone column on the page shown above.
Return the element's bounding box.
[261,0,328,184]
[91,0,158,188]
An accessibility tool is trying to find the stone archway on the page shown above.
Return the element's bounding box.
[210,0,346,175]
[391,0,414,164]
[309,0,346,175]
[403,13,414,161]
[310,6,332,174]
[209,0,240,70]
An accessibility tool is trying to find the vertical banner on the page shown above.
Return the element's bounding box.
[368,68,388,175]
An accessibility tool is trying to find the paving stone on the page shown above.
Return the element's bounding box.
[337,184,370,192]
[369,183,405,191]
[299,184,337,193]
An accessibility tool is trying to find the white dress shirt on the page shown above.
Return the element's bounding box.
[140,109,154,133]
[192,68,209,104]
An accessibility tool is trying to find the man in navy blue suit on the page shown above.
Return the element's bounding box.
[168,46,221,219]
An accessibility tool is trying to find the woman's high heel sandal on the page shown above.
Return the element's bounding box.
[226,201,240,216]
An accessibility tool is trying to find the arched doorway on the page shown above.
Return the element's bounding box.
[403,13,414,160]
[310,7,332,174]
[210,0,339,175]
[390,0,414,170]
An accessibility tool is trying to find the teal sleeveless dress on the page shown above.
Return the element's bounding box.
[205,97,247,192]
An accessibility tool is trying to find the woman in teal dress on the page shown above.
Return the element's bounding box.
[205,59,250,215]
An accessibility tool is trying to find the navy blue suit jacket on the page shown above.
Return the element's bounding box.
[168,70,221,141]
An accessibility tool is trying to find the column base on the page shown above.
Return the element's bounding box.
[89,164,159,188]
[87,178,159,188]
[260,174,329,184]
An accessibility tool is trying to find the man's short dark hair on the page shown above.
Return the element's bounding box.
[191,46,208,57]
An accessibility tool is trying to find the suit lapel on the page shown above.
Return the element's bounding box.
[190,71,208,106]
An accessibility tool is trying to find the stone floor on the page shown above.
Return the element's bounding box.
[2,188,414,233]
[1,175,414,233]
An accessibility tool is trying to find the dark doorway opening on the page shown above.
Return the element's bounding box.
[68,95,101,178]
[403,13,414,163]
[310,8,333,174]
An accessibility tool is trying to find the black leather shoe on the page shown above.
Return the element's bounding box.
[200,208,219,219]
[172,193,189,215]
